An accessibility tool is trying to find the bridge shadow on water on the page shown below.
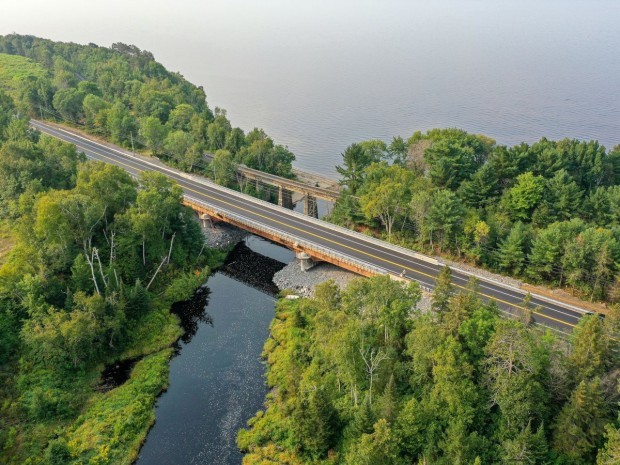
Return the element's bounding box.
[102,237,288,393]
[134,236,292,465]
[168,237,288,351]
[217,239,287,297]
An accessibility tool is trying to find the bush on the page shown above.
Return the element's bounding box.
[45,438,71,465]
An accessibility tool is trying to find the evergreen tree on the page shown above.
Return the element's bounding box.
[123,280,150,320]
[429,337,479,430]
[585,187,612,226]
[336,143,375,194]
[329,190,364,228]
[553,378,607,462]
[432,266,453,316]
[376,374,397,424]
[394,397,428,459]
[424,137,488,190]
[348,397,376,439]
[292,385,337,459]
[495,222,528,275]
[569,314,608,384]
[440,418,487,465]
[488,144,530,188]
[484,320,548,440]
[387,135,408,164]
[345,419,398,465]
[426,189,465,251]
[500,422,548,465]
[543,169,583,223]
[527,220,585,284]
[458,163,500,209]
[443,290,476,337]
[597,414,620,465]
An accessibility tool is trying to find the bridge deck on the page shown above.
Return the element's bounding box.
[31,120,588,334]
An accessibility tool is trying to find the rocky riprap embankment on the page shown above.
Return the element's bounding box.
[202,223,248,249]
[202,223,434,309]
[273,260,359,297]
[272,260,433,312]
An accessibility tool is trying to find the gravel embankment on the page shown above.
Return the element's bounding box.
[202,223,248,249]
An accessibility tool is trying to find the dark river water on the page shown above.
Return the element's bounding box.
[3,0,619,177]
[134,236,294,465]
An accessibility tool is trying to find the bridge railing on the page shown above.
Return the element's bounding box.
[169,159,580,311]
[182,172,570,304]
[180,171,440,266]
[185,194,392,279]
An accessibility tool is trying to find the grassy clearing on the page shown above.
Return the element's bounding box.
[0,53,48,97]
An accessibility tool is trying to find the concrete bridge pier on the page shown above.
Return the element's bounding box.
[278,186,294,209]
[199,213,214,229]
[303,194,318,218]
[296,251,317,271]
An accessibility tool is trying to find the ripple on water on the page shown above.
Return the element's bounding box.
[135,238,288,465]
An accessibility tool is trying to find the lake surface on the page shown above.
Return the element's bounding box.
[134,237,294,465]
[3,0,619,176]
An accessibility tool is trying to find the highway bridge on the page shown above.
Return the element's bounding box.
[31,120,589,334]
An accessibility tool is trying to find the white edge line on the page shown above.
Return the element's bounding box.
[33,121,590,318]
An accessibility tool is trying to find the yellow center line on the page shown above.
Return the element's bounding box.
[72,137,576,330]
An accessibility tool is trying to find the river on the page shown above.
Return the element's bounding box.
[134,236,294,465]
[3,0,619,177]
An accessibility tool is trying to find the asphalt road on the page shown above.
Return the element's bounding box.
[31,120,587,334]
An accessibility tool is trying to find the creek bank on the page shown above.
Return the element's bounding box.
[273,260,358,297]
[201,223,433,307]
[134,237,283,465]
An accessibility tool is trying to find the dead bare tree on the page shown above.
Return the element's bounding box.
[359,345,388,405]
[146,233,176,290]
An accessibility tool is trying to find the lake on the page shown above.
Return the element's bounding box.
[3,0,619,176]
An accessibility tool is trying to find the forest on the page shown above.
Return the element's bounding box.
[328,131,620,303]
[5,34,619,306]
[238,274,620,465]
[0,34,295,182]
[0,89,225,464]
[1,32,619,465]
